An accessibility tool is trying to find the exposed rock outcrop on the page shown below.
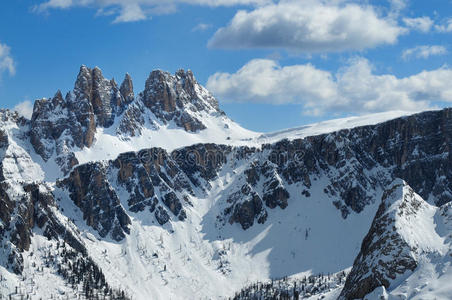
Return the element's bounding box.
[59,162,131,241]
[120,73,135,104]
[0,129,7,148]
[0,181,86,274]
[339,180,423,299]
[30,66,131,171]
[140,69,221,132]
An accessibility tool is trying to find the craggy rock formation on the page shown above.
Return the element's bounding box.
[114,148,192,222]
[0,129,7,149]
[0,182,85,274]
[30,66,132,172]
[339,180,422,299]
[227,188,267,230]
[120,73,135,104]
[29,66,225,174]
[59,162,131,241]
[141,69,221,132]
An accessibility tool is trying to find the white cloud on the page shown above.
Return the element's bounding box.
[34,0,271,22]
[36,0,77,10]
[208,1,405,53]
[403,17,434,33]
[0,42,15,76]
[207,58,452,115]
[192,23,212,32]
[13,101,33,119]
[435,18,452,33]
[402,45,447,60]
[389,0,407,11]
[207,59,337,106]
[112,3,146,23]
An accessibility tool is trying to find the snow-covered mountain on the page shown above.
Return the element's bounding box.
[29,66,256,179]
[1,66,452,299]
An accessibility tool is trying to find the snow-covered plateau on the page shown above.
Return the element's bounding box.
[1,66,452,300]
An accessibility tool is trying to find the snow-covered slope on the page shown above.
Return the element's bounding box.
[74,110,256,165]
[79,110,420,165]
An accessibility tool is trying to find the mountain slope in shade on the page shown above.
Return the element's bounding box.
[233,180,452,300]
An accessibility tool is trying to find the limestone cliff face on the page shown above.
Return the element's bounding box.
[120,73,134,104]
[59,162,131,241]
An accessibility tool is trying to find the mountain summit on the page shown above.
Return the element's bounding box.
[29,66,255,176]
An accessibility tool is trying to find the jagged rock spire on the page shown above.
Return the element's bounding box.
[120,73,134,104]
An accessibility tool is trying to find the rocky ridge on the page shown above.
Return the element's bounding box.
[29,66,227,175]
[339,180,422,299]
[45,107,452,239]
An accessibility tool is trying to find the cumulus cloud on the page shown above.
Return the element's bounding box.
[34,0,271,23]
[402,45,447,60]
[403,17,433,33]
[208,1,405,53]
[13,101,34,119]
[206,58,452,115]
[207,59,337,107]
[0,42,15,76]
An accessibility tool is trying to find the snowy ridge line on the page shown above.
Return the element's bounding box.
[256,109,426,144]
[68,109,426,182]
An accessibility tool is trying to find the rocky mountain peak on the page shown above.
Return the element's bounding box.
[30,65,133,168]
[73,65,93,98]
[73,65,125,128]
[339,179,427,299]
[140,68,221,132]
[120,73,134,103]
[51,89,65,106]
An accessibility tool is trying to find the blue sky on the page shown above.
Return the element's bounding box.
[0,0,452,132]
